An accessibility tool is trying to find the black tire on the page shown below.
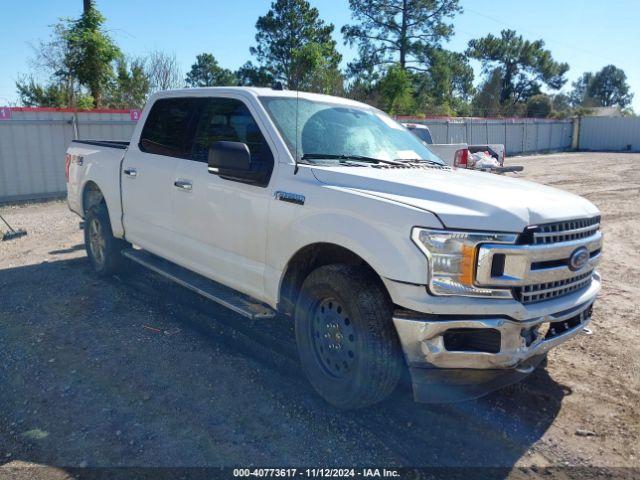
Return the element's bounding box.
[84,203,127,276]
[295,264,403,409]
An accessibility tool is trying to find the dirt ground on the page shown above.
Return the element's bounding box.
[0,152,638,477]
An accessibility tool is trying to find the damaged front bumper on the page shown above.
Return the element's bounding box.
[392,295,595,403]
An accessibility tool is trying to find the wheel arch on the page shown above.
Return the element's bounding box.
[278,242,391,317]
[80,178,125,239]
[81,180,106,215]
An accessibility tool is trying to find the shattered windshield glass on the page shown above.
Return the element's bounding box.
[259,96,444,165]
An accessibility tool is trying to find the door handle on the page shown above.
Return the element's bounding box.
[123,168,137,177]
[174,179,193,191]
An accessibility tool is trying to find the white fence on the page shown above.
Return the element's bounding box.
[0,110,575,203]
[398,117,574,156]
[578,116,640,152]
[0,108,136,203]
[1,108,637,203]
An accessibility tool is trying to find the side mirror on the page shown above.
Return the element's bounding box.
[208,141,251,174]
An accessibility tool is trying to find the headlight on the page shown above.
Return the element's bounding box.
[411,228,517,298]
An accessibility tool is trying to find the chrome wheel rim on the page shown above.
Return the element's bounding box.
[88,218,106,267]
[310,297,356,378]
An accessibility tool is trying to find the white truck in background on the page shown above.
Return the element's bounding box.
[403,122,523,173]
[66,87,601,409]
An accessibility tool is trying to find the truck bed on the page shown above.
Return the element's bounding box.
[72,139,130,149]
[66,139,128,236]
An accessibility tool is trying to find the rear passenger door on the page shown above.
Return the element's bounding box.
[170,96,275,301]
[122,97,197,257]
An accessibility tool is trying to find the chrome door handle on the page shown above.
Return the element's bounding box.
[174,180,193,191]
[123,168,137,177]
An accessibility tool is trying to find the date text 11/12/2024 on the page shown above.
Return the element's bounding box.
[233,468,400,477]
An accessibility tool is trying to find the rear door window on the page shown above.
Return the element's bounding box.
[139,98,198,158]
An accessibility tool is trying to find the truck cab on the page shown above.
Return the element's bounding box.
[66,87,601,408]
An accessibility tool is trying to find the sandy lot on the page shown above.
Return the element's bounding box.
[0,152,638,477]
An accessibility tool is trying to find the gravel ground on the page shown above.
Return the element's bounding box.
[0,152,638,477]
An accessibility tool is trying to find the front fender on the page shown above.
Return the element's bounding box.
[266,182,444,305]
[290,212,425,282]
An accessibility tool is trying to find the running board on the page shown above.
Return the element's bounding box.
[121,248,276,320]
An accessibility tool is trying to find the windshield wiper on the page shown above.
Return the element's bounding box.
[301,153,405,166]
[394,157,445,166]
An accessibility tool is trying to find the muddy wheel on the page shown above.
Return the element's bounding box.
[84,203,126,276]
[295,264,403,409]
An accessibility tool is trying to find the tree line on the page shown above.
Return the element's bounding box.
[16,0,635,118]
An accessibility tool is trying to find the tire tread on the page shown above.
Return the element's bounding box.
[295,264,403,409]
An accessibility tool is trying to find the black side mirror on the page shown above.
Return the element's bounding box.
[208,141,251,174]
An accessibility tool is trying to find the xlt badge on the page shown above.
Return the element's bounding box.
[275,191,305,205]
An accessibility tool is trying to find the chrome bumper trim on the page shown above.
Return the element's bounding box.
[476,232,602,287]
[392,300,594,370]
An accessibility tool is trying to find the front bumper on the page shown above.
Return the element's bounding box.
[392,288,596,402]
[408,354,546,403]
[390,217,602,402]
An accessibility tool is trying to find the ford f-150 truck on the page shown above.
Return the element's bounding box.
[66,87,602,409]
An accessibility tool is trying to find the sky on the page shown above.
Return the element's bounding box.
[1,0,639,111]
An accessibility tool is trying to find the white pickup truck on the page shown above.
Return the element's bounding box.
[66,87,602,409]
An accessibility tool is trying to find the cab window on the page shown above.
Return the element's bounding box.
[139,98,198,158]
[190,98,274,187]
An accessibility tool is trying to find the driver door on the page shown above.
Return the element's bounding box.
[170,96,276,301]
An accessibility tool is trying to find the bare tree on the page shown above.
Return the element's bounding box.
[28,23,79,106]
[145,51,182,92]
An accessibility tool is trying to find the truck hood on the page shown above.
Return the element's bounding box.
[311,165,599,232]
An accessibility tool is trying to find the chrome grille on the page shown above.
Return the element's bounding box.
[514,270,594,304]
[532,216,600,245]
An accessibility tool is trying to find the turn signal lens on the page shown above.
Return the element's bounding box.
[459,243,477,286]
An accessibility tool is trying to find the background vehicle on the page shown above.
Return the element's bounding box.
[403,122,524,173]
[66,87,601,409]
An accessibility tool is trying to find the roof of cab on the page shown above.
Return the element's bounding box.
[151,86,370,109]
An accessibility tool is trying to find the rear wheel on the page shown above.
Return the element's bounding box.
[295,264,403,409]
[84,203,127,276]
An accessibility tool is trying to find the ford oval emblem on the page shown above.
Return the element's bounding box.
[568,247,590,271]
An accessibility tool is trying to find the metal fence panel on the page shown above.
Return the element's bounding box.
[400,117,573,156]
[76,111,134,140]
[423,121,447,143]
[447,120,467,143]
[1,110,582,203]
[505,121,525,154]
[579,117,640,152]
[469,121,487,145]
[486,121,503,145]
[0,109,135,202]
[536,123,550,151]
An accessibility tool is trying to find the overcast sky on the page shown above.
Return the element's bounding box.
[1,0,638,111]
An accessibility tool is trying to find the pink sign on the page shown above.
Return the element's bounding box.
[130,109,142,122]
[0,107,11,120]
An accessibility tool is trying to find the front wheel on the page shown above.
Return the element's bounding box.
[295,264,403,409]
